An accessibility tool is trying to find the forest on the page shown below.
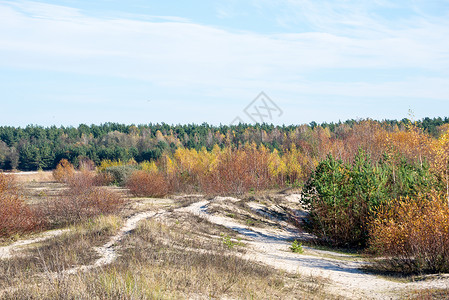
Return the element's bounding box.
[1,117,448,171]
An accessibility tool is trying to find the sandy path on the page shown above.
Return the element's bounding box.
[0,229,68,260]
[0,209,166,297]
[63,209,165,275]
[0,209,164,275]
[181,199,449,300]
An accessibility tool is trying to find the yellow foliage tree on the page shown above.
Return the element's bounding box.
[283,144,303,184]
[140,161,159,173]
[433,127,449,203]
[268,149,286,182]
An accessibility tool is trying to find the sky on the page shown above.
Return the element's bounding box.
[1,0,449,127]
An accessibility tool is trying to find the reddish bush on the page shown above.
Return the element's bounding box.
[64,170,114,188]
[44,172,125,226]
[93,172,114,186]
[66,171,96,189]
[0,173,42,237]
[126,170,169,197]
[198,147,273,195]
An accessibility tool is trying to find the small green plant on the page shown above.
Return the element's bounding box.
[246,219,257,226]
[222,234,234,249]
[290,240,304,253]
[221,234,244,249]
[291,180,303,188]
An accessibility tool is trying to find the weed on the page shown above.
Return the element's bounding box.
[246,219,256,226]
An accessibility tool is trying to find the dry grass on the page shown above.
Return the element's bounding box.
[0,215,122,291]
[407,288,449,300]
[1,215,335,300]
[0,185,335,299]
[155,211,244,253]
[110,218,335,299]
[0,178,336,299]
[13,171,54,183]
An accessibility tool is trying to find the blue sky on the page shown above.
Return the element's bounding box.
[1,0,449,127]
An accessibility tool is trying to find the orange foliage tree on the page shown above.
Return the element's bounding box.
[52,159,75,183]
[369,192,449,273]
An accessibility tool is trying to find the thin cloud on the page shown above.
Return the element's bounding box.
[0,0,448,105]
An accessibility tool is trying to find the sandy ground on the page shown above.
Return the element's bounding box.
[4,171,54,182]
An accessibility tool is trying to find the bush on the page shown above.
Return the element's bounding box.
[92,171,114,186]
[301,152,377,247]
[126,170,169,197]
[78,157,96,171]
[66,171,97,189]
[52,159,75,183]
[301,150,436,247]
[43,173,125,226]
[103,165,139,185]
[0,173,42,237]
[369,193,449,274]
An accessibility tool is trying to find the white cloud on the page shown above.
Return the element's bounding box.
[0,0,448,104]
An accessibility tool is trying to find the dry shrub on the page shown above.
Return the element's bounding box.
[0,173,42,237]
[78,157,96,171]
[64,170,113,188]
[369,192,449,274]
[126,170,169,197]
[52,159,75,183]
[54,159,113,186]
[92,171,114,186]
[198,147,273,195]
[66,171,97,189]
[44,172,125,226]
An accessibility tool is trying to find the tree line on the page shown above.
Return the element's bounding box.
[1,117,448,171]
